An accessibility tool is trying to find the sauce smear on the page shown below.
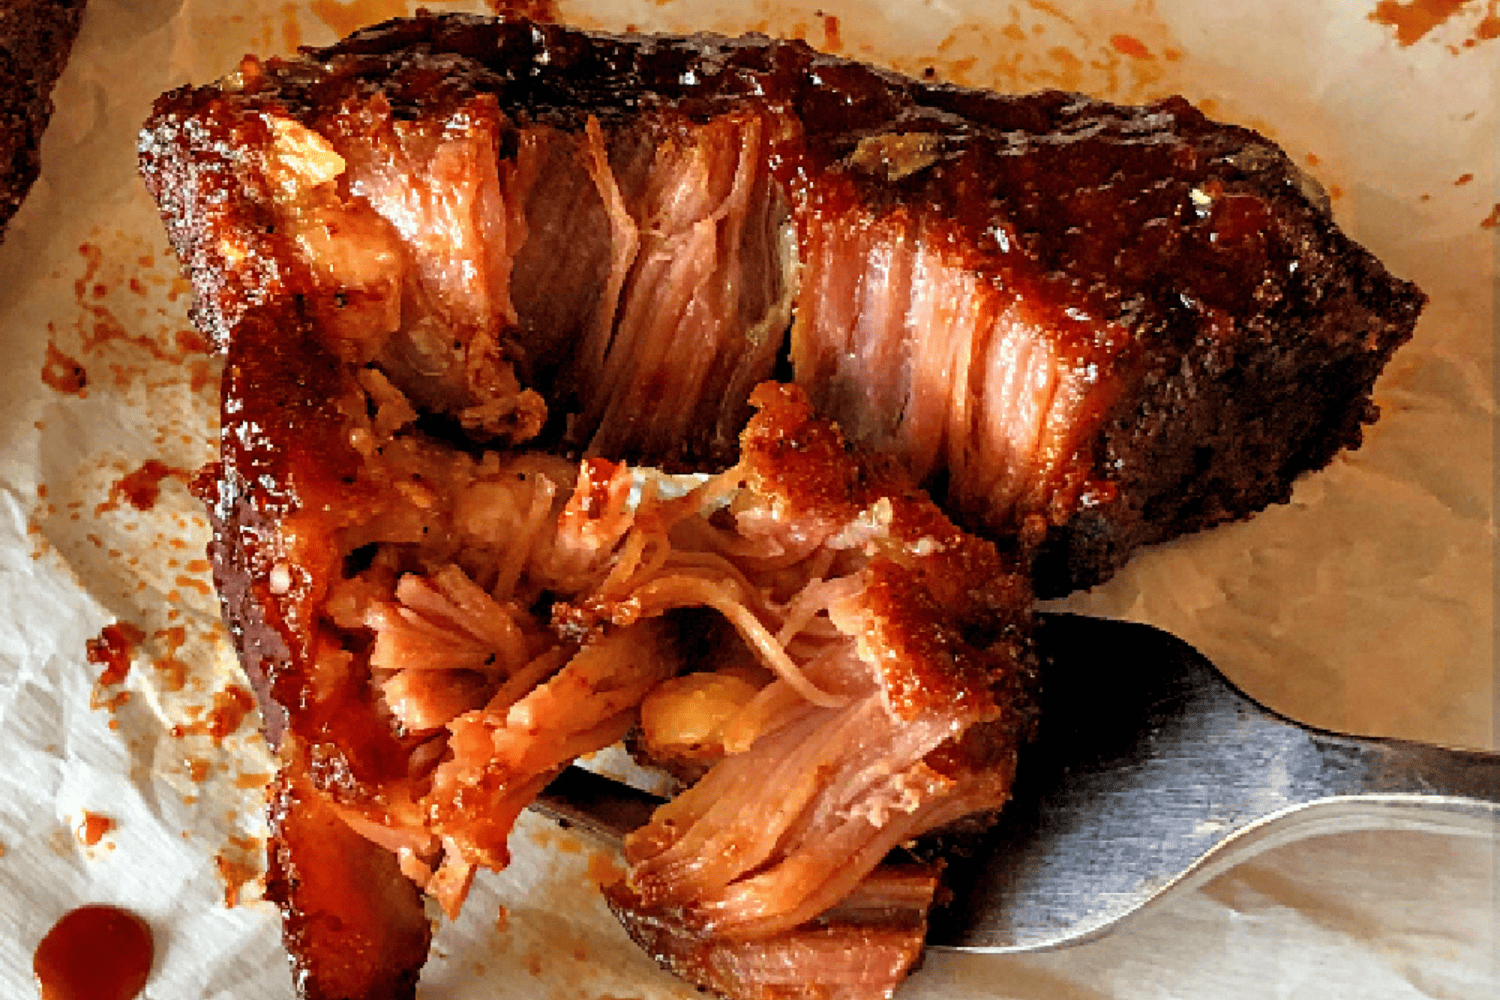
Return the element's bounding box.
[33,905,153,1000]
[40,342,88,395]
[1110,33,1152,58]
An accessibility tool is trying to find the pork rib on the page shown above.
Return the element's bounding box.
[144,12,1420,594]
[136,11,1423,1000]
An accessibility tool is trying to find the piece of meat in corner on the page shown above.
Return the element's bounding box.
[0,0,89,240]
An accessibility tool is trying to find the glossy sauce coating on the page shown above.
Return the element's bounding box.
[33,905,153,1000]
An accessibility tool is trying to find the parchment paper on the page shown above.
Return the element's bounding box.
[0,0,1493,997]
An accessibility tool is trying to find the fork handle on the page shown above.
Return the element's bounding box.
[1300,729,1499,806]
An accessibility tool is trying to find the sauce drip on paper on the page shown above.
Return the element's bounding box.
[1368,0,1500,48]
[103,460,191,513]
[33,905,153,1000]
[169,684,256,743]
[85,622,145,687]
[214,834,264,907]
[40,343,88,395]
[77,811,115,847]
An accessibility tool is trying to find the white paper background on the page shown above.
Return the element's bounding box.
[0,1,1494,997]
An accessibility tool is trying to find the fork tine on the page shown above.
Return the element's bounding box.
[533,765,665,848]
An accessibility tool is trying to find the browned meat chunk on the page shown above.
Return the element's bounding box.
[181,274,1034,996]
[136,11,1422,1000]
[608,863,945,1000]
[144,11,1421,594]
[786,107,1424,594]
[188,337,1034,999]
[266,771,433,1000]
[0,0,88,239]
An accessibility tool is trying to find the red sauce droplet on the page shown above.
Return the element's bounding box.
[1368,0,1470,47]
[85,622,146,688]
[41,342,88,395]
[170,684,256,743]
[1455,172,1474,185]
[77,812,115,847]
[33,905,153,1000]
[822,14,842,52]
[1481,203,1500,229]
[105,460,189,513]
[1109,33,1152,59]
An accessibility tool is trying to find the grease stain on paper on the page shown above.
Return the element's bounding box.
[65,241,210,383]
[27,225,222,618]
[26,218,275,927]
[151,625,193,693]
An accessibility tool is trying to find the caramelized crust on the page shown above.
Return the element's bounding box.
[606,864,943,1000]
[266,771,432,1000]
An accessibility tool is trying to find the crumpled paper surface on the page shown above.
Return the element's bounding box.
[0,0,1493,997]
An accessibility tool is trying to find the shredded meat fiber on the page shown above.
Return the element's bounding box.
[137,12,1422,1000]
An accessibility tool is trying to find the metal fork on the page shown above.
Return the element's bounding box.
[533,612,1499,952]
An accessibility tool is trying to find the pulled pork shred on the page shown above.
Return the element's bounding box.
[320,375,1035,998]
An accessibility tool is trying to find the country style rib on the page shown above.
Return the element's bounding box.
[137,12,1423,1000]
